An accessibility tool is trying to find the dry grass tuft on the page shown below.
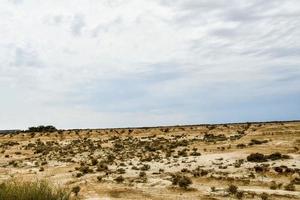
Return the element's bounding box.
[0,179,70,200]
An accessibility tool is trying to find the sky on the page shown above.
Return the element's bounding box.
[0,0,300,129]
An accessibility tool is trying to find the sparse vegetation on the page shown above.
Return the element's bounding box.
[0,122,298,199]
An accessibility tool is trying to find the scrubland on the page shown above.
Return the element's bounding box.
[0,121,299,199]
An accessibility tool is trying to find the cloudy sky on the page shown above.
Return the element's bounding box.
[0,0,300,129]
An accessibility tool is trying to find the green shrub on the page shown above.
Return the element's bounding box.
[71,186,80,196]
[247,153,267,162]
[236,143,246,149]
[96,162,108,172]
[114,176,124,183]
[140,164,150,171]
[90,158,98,166]
[78,165,93,174]
[260,192,268,200]
[269,181,279,190]
[227,184,238,194]
[171,174,180,185]
[248,139,268,146]
[247,152,290,163]
[284,183,295,191]
[171,174,192,189]
[0,179,70,200]
[139,171,146,178]
[210,186,216,192]
[267,152,290,160]
[236,191,244,199]
[116,168,126,174]
[97,176,103,182]
[178,176,192,189]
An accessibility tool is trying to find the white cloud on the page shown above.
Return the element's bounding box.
[0,0,299,129]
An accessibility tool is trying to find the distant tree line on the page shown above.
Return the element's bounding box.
[26,125,57,133]
[0,130,20,134]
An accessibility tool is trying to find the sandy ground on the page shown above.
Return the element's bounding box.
[0,121,300,199]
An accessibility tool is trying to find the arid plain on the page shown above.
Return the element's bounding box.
[0,121,299,200]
